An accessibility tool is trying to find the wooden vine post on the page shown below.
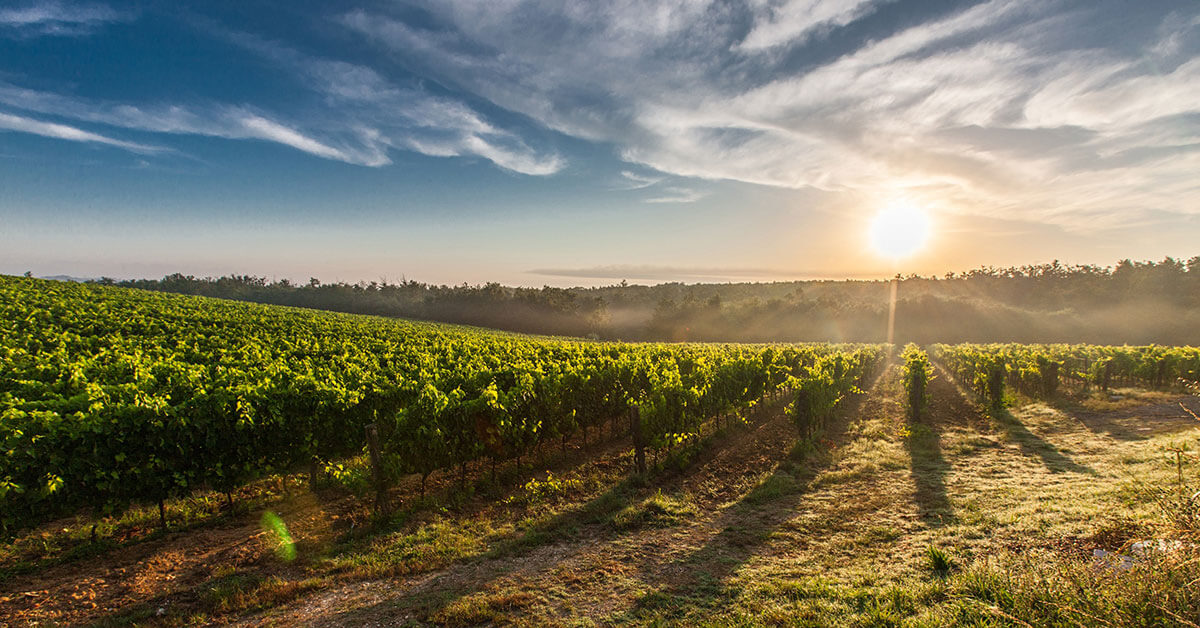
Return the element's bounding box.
[629,406,646,474]
[365,423,389,514]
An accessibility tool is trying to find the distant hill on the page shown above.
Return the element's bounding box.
[97,256,1200,345]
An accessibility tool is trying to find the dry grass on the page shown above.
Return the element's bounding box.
[5,364,1200,627]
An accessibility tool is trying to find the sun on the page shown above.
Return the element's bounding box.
[868,202,932,260]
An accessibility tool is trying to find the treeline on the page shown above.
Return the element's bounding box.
[99,256,1200,344]
[108,275,609,338]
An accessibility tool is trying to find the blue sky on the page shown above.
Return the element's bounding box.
[1,0,1197,286]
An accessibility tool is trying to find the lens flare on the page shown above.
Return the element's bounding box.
[261,511,296,561]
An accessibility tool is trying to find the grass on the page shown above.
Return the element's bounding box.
[320,511,510,579]
[611,367,1200,626]
[434,586,543,626]
[936,548,1200,627]
[6,366,1200,627]
[87,571,326,628]
[609,490,698,531]
[924,544,953,576]
[0,473,307,579]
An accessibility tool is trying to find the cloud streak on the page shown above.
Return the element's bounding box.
[342,0,1200,228]
[618,170,662,189]
[0,78,561,173]
[0,1,130,36]
[644,186,708,204]
[736,0,884,51]
[0,84,390,166]
[0,110,162,153]
[237,113,360,164]
[0,18,564,174]
[198,26,565,175]
[2,0,1196,224]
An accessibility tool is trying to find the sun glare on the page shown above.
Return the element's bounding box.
[868,202,932,260]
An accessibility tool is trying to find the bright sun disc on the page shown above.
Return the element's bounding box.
[869,203,931,259]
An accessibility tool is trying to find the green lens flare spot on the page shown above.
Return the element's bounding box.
[261,511,296,561]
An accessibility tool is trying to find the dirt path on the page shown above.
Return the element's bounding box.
[0,491,348,627]
[0,418,639,627]
[5,362,1197,627]
[227,363,902,627]
[227,373,1200,625]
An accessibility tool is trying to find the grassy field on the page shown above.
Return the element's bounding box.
[2,359,1198,627]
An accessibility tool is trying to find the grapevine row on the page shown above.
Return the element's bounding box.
[930,343,1200,408]
[0,276,881,532]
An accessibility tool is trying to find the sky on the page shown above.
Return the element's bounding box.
[1,0,1197,286]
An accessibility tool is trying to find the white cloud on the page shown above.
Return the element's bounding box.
[0,110,162,153]
[458,134,564,176]
[200,26,562,174]
[0,76,560,173]
[0,1,129,36]
[644,186,707,204]
[619,170,663,189]
[236,113,370,165]
[0,84,392,166]
[736,0,882,51]
[0,20,564,174]
[342,0,1200,228]
[4,0,1195,221]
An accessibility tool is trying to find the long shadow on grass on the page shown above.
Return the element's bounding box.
[302,397,801,627]
[906,421,952,526]
[89,477,645,628]
[621,463,815,622]
[933,365,1094,477]
[904,370,979,527]
[309,484,644,626]
[993,408,1095,475]
[618,366,892,623]
[1046,395,1200,442]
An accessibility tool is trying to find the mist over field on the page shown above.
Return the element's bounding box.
[101,256,1200,345]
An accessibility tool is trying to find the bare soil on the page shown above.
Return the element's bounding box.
[3,364,1199,627]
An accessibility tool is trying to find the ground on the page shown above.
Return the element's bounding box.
[2,361,1198,627]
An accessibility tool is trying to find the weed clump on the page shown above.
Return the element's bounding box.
[925,544,954,576]
[609,490,696,531]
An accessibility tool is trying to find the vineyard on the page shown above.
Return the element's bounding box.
[0,276,881,533]
[931,343,1200,409]
[3,276,1200,627]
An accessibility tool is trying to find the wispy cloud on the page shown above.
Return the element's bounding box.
[0,84,389,166]
[206,26,564,175]
[644,186,708,204]
[0,18,564,174]
[0,1,130,36]
[618,170,663,189]
[0,110,162,153]
[236,113,363,164]
[0,76,561,173]
[616,170,706,203]
[342,0,1200,229]
[4,0,1196,221]
[735,0,884,51]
